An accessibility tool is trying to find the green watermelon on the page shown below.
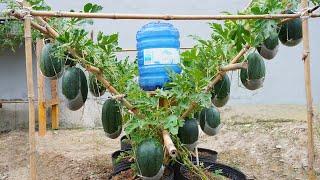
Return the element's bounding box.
[240,52,266,90]
[178,118,199,150]
[136,138,164,178]
[278,10,302,47]
[257,32,279,60]
[200,106,221,136]
[62,67,88,111]
[89,74,106,97]
[40,43,64,79]
[211,74,231,107]
[101,99,122,139]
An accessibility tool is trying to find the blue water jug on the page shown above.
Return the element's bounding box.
[136,22,182,91]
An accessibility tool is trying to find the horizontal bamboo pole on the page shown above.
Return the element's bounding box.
[29,10,320,20]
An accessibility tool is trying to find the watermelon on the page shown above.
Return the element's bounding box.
[200,106,221,136]
[136,138,164,178]
[257,32,279,60]
[178,118,199,150]
[40,43,64,79]
[240,52,266,90]
[211,74,230,107]
[89,74,106,97]
[62,67,88,111]
[278,10,302,47]
[101,99,122,139]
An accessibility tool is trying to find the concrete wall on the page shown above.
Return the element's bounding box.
[1,0,320,130]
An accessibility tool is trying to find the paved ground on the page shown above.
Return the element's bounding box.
[0,105,319,179]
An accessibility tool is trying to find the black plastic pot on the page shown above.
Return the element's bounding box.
[180,160,247,180]
[120,135,132,150]
[109,164,174,180]
[191,148,218,163]
[172,148,218,179]
[111,149,133,173]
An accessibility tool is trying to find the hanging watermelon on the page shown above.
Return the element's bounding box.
[89,74,106,97]
[200,106,221,136]
[178,118,199,150]
[136,138,164,179]
[257,32,279,60]
[101,99,122,139]
[211,74,231,107]
[278,10,302,47]
[240,52,266,90]
[40,43,64,79]
[62,67,88,111]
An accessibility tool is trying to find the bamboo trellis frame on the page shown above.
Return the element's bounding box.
[29,10,320,20]
[10,1,317,179]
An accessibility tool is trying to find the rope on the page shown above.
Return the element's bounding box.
[300,8,311,20]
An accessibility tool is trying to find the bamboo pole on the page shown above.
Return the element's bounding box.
[163,130,177,157]
[29,10,320,20]
[24,14,37,180]
[219,62,247,72]
[36,39,46,137]
[301,0,316,179]
[51,80,59,130]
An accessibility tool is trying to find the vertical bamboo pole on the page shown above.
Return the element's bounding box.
[301,0,316,179]
[24,15,37,180]
[51,80,59,130]
[36,39,46,136]
[159,98,177,157]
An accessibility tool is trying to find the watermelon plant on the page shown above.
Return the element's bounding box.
[2,0,318,178]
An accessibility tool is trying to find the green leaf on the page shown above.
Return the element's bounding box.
[84,3,93,12]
